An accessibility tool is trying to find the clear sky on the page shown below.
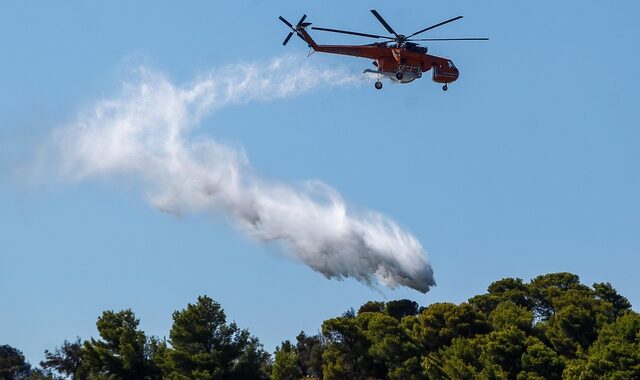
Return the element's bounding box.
[1,1,638,364]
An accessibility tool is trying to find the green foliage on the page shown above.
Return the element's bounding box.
[10,272,640,380]
[564,312,640,379]
[162,295,269,380]
[321,315,375,379]
[520,336,564,379]
[40,337,84,379]
[544,304,595,356]
[480,327,527,375]
[593,282,632,318]
[489,301,534,332]
[22,369,56,380]
[270,341,300,380]
[357,301,384,315]
[295,331,323,378]
[422,337,484,379]
[528,272,588,321]
[385,299,419,319]
[405,302,492,352]
[319,273,637,379]
[0,345,32,380]
[81,310,158,379]
[469,277,531,315]
[362,312,420,380]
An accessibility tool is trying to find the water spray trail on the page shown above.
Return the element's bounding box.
[45,56,436,293]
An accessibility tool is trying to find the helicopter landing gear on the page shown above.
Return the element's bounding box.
[375,81,383,90]
[442,84,448,91]
[395,71,404,80]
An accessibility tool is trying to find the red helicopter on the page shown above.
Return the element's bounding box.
[279,10,487,91]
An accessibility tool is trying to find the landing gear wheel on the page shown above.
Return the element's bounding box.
[395,72,404,80]
[442,84,448,91]
[375,81,383,90]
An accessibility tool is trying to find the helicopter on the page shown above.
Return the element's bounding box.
[279,10,487,91]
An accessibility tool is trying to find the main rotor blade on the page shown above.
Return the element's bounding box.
[370,9,399,37]
[407,16,464,38]
[311,26,393,39]
[282,32,294,46]
[279,16,293,28]
[410,37,489,41]
[296,14,307,26]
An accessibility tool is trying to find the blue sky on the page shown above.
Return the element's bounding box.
[1,1,639,364]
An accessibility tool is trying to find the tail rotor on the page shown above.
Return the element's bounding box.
[279,14,311,46]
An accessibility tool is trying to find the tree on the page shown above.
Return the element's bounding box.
[81,309,158,379]
[163,295,269,379]
[385,299,419,320]
[540,285,624,358]
[22,369,56,380]
[404,303,457,352]
[269,332,324,380]
[357,301,384,315]
[0,345,32,380]
[322,315,374,380]
[469,277,531,315]
[405,303,491,352]
[593,282,632,318]
[528,272,589,321]
[563,312,640,379]
[422,337,484,379]
[519,336,564,379]
[6,272,637,380]
[295,331,323,378]
[544,303,597,356]
[40,337,84,379]
[363,312,422,380]
[489,301,534,332]
[271,341,301,380]
[479,327,528,376]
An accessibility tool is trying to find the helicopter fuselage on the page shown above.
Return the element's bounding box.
[298,28,459,86]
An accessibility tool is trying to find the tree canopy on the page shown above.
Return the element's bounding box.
[0,345,31,380]
[161,295,269,379]
[5,272,638,379]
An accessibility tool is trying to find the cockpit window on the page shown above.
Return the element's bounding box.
[447,60,455,69]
